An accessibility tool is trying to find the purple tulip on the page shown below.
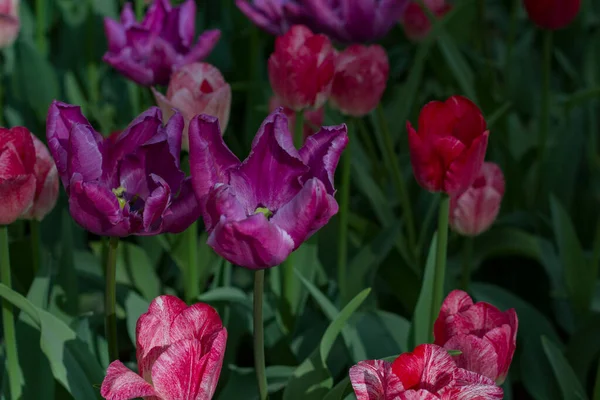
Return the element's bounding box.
[235,0,305,35]
[103,0,221,86]
[46,100,201,237]
[188,109,348,269]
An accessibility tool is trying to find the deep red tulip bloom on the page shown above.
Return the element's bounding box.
[101,295,227,400]
[269,95,324,140]
[330,44,389,117]
[449,162,505,236]
[434,290,518,384]
[400,0,451,41]
[103,0,220,86]
[350,344,503,399]
[0,127,36,225]
[407,96,489,197]
[153,62,232,151]
[523,0,580,30]
[268,25,335,111]
[188,109,347,269]
[0,0,19,48]
[46,101,201,237]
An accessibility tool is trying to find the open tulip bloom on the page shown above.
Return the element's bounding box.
[46,101,201,237]
[188,109,348,269]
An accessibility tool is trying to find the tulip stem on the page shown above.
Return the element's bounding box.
[337,122,352,304]
[431,194,449,339]
[0,226,22,399]
[536,30,553,204]
[185,222,199,303]
[294,110,304,148]
[105,236,119,362]
[30,220,41,276]
[461,236,474,291]
[593,354,600,400]
[253,270,268,400]
[36,0,46,53]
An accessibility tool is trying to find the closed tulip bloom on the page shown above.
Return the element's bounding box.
[103,0,221,86]
[188,109,347,269]
[523,0,581,30]
[153,62,232,151]
[21,136,59,221]
[46,101,201,237]
[350,344,503,400]
[236,0,305,35]
[408,96,489,197]
[400,0,451,41]
[101,295,227,400]
[434,290,518,384]
[450,162,505,236]
[0,0,19,48]
[269,95,324,140]
[330,44,389,117]
[0,127,36,225]
[268,25,335,111]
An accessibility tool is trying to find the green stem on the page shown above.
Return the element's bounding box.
[536,30,553,204]
[36,0,46,53]
[337,121,352,304]
[461,236,474,291]
[376,104,417,262]
[294,110,304,148]
[185,222,199,303]
[105,237,119,362]
[253,270,268,400]
[1,226,21,399]
[593,355,600,400]
[30,220,41,276]
[505,0,520,76]
[135,0,145,19]
[430,195,450,338]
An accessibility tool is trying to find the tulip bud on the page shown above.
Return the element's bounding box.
[523,0,581,30]
[400,0,451,41]
[330,45,389,117]
[449,162,504,236]
[0,0,19,48]
[268,96,324,140]
[268,25,335,111]
[153,62,232,151]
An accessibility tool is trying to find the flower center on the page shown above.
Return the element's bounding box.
[254,207,273,219]
[112,187,127,210]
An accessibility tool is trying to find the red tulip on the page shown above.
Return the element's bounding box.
[450,162,505,236]
[400,0,451,41]
[21,135,59,221]
[407,96,489,197]
[329,44,389,117]
[0,127,36,225]
[268,24,335,111]
[523,0,580,30]
[153,62,232,151]
[434,290,518,384]
[0,0,19,48]
[269,95,324,140]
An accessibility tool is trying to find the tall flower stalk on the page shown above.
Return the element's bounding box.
[105,237,119,362]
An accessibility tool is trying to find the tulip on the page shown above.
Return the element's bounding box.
[153,62,232,151]
[523,0,581,30]
[101,295,227,400]
[235,0,305,36]
[20,136,59,221]
[103,0,221,86]
[0,127,36,225]
[269,95,324,140]
[449,162,505,236]
[46,101,201,237]
[268,25,335,111]
[330,44,389,117]
[188,109,347,269]
[434,290,518,384]
[0,0,19,48]
[400,0,452,41]
[407,95,489,197]
[350,344,503,400]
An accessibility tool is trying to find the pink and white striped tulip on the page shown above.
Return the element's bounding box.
[0,0,19,48]
[101,295,227,400]
[21,135,59,221]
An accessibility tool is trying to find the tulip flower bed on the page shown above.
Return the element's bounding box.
[0,0,598,399]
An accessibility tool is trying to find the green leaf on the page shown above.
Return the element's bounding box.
[411,233,438,347]
[124,291,150,345]
[542,336,588,400]
[283,288,371,400]
[198,287,252,311]
[437,33,478,102]
[217,365,295,400]
[355,310,410,357]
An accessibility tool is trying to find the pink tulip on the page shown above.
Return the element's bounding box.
[329,44,389,117]
[153,62,232,151]
[434,290,518,384]
[400,0,451,41]
[21,135,59,221]
[269,95,324,140]
[0,0,19,48]
[449,162,505,236]
[101,295,227,400]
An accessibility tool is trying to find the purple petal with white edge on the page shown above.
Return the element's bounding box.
[236,0,283,35]
[142,174,171,232]
[120,2,136,26]
[302,0,347,41]
[67,124,103,183]
[207,213,295,269]
[161,0,195,50]
[108,108,162,164]
[104,18,127,53]
[142,0,168,32]
[188,115,240,199]
[100,361,158,400]
[231,109,307,211]
[349,359,405,400]
[202,184,248,232]
[342,0,377,42]
[179,29,221,66]
[103,50,155,86]
[161,111,184,167]
[162,178,202,234]
[170,302,224,343]
[271,178,337,249]
[299,124,348,195]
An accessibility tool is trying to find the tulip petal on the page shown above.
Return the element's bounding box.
[407,122,442,192]
[67,124,104,183]
[444,131,488,197]
[417,100,457,139]
[398,390,440,400]
[0,127,36,174]
[448,96,487,147]
[392,344,456,393]
[109,109,162,166]
[161,111,184,166]
[202,184,248,232]
[162,178,202,234]
[170,302,224,343]
[22,136,59,221]
[0,175,36,225]
[343,0,377,43]
[299,125,348,195]
[236,0,284,35]
[142,174,171,232]
[180,29,221,66]
[349,359,405,400]
[103,50,155,87]
[100,360,158,400]
[434,290,474,345]
[444,369,503,399]
[443,334,500,384]
[207,213,295,269]
[104,17,127,52]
